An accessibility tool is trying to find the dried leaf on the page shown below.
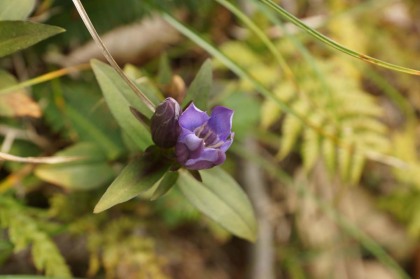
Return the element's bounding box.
[0,71,41,118]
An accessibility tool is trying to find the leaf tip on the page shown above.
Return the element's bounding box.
[93,201,110,214]
[93,195,112,213]
[93,203,105,214]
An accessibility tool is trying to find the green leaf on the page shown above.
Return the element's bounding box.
[177,168,257,242]
[302,128,320,172]
[349,152,365,184]
[123,64,163,106]
[182,59,212,110]
[0,21,64,58]
[157,53,173,85]
[0,0,36,20]
[34,143,115,190]
[94,148,170,213]
[322,136,336,174]
[91,59,153,151]
[302,113,324,171]
[65,105,123,160]
[151,171,179,200]
[338,145,352,182]
[279,113,303,159]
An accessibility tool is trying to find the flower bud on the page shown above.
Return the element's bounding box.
[151,97,181,148]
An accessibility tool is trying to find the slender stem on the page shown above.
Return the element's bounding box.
[0,152,82,164]
[71,0,156,112]
[0,64,91,95]
[215,0,297,88]
[259,0,420,76]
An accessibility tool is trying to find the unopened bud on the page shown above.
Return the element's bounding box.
[151,97,181,148]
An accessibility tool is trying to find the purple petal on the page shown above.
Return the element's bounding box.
[179,103,210,131]
[220,137,234,152]
[175,143,189,164]
[181,133,203,151]
[184,148,226,170]
[207,106,234,141]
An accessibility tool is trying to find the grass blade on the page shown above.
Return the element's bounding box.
[260,0,420,76]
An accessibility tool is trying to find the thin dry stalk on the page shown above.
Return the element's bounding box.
[242,137,276,279]
[0,152,82,164]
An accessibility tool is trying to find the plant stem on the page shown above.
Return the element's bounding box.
[0,64,91,95]
[0,152,82,164]
[242,137,276,279]
[71,0,156,113]
[259,0,420,76]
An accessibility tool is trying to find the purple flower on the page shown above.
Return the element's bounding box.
[175,103,234,170]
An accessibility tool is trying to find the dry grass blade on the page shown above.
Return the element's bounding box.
[260,0,420,76]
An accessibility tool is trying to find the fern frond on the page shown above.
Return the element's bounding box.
[284,57,389,183]
[261,82,295,129]
[0,197,72,277]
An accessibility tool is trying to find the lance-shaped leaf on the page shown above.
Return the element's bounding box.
[177,168,257,242]
[91,59,152,151]
[94,148,170,213]
[150,171,179,200]
[0,21,64,58]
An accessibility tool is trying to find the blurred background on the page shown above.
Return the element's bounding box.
[1,0,420,278]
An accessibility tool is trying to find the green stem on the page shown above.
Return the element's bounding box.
[214,0,296,86]
[259,0,420,76]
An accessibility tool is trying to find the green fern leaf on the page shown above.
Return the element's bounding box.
[321,132,337,174]
[361,133,391,153]
[342,117,387,134]
[349,151,365,184]
[278,100,308,159]
[0,197,72,277]
[338,144,352,182]
[302,128,320,172]
[261,82,295,129]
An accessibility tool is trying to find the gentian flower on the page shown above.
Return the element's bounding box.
[175,103,234,170]
[150,97,181,148]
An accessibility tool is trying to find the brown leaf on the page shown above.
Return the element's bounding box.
[0,91,42,118]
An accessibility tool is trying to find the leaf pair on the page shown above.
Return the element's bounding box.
[93,149,256,242]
